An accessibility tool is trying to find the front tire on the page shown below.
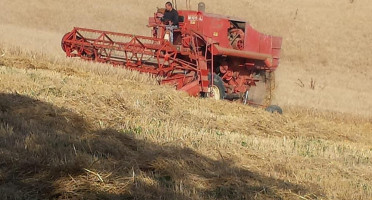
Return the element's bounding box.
[205,73,226,100]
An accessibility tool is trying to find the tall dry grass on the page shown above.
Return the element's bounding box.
[0,46,371,199]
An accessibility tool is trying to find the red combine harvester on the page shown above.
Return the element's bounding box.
[61,2,282,112]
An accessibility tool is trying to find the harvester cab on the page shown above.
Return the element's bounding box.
[61,1,283,113]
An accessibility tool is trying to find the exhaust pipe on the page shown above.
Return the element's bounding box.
[198,2,206,12]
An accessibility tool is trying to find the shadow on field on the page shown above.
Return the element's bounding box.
[0,93,321,200]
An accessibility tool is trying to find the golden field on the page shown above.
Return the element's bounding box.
[0,0,371,199]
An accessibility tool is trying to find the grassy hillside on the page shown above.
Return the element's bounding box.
[0,0,371,199]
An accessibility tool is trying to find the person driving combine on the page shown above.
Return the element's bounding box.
[157,2,179,43]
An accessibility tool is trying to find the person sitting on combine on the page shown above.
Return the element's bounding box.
[157,2,179,43]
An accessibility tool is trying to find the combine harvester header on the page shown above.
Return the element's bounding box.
[61,1,283,112]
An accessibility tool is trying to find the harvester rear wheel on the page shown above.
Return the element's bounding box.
[208,73,226,100]
[265,105,283,114]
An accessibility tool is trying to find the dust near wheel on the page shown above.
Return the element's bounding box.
[248,71,275,106]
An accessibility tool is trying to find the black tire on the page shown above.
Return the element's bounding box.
[265,105,283,114]
[207,73,226,100]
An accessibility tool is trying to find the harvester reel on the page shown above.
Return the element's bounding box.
[61,32,73,54]
[156,44,177,70]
